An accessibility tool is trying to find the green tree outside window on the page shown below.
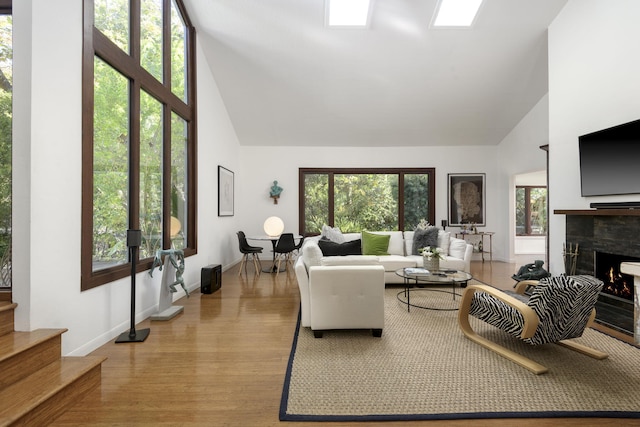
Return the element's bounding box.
[300,169,434,235]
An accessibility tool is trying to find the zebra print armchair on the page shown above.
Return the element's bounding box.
[458,275,608,374]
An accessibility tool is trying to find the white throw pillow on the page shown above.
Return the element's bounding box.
[302,240,323,269]
[403,231,414,256]
[321,224,346,243]
[341,232,361,242]
[448,238,467,260]
[438,231,451,255]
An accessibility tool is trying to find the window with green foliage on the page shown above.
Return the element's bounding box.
[516,186,547,236]
[0,6,11,291]
[92,58,130,270]
[299,168,435,235]
[82,0,196,290]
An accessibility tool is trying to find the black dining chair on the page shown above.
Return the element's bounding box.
[292,236,305,259]
[274,233,297,273]
[237,231,263,276]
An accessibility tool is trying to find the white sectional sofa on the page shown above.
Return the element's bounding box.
[296,230,473,285]
[293,230,473,331]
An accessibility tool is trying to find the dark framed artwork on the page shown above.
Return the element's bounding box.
[218,166,234,216]
[448,173,485,227]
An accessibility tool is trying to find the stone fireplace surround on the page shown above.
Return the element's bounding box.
[556,208,640,344]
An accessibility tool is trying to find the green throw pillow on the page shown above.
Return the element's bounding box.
[361,231,390,256]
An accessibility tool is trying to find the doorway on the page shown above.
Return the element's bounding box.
[513,170,547,266]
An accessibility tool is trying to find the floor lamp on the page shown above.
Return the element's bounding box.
[115,229,150,343]
[264,216,285,273]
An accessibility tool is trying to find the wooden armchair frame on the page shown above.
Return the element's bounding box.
[458,280,608,374]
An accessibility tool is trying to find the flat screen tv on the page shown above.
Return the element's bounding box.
[579,118,640,197]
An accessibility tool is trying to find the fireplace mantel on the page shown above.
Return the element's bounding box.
[620,262,640,345]
[556,210,640,344]
[555,209,640,216]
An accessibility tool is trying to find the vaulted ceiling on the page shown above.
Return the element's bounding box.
[183,0,567,147]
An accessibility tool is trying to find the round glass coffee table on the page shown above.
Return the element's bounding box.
[395,268,473,312]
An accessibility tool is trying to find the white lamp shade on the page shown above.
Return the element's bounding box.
[170,216,181,237]
[264,216,285,237]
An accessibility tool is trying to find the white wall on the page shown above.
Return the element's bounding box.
[237,145,507,261]
[11,0,32,336]
[497,94,550,262]
[194,43,242,269]
[12,0,241,356]
[548,0,640,274]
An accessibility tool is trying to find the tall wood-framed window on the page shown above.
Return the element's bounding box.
[299,168,435,235]
[0,0,11,291]
[515,186,547,236]
[82,0,197,290]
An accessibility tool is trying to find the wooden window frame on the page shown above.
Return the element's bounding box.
[0,0,10,14]
[81,0,197,290]
[299,168,436,235]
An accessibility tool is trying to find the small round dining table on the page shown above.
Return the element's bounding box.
[247,234,302,273]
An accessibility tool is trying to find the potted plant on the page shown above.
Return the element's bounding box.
[419,246,444,271]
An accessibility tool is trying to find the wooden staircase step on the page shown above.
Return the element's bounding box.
[0,329,66,389]
[0,303,106,425]
[0,355,106,427]
[0,302,17,337]
[0,301,16,311]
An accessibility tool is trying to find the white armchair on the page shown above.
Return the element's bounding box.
[298,262,385,338]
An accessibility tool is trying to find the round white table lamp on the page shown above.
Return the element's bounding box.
[264,216,284,237]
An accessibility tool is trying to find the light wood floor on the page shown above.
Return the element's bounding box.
[51,260,637,427]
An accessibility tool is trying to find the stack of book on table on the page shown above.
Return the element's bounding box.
[404,267,431,275]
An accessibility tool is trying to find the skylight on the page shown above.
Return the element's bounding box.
[327,0,371,27]
[432,0,483,27]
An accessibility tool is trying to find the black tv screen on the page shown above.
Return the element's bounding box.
[579,118,640,197]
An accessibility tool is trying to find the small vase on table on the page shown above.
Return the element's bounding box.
[423,256,439,272]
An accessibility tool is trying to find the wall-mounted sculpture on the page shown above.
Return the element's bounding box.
[270,180,283,204]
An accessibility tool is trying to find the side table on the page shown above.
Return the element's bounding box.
[455,232,494,262]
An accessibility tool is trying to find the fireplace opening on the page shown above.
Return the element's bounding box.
[593,251,637,336]
[594,251,637,302]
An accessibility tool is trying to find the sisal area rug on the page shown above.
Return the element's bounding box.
[280,285,640,421]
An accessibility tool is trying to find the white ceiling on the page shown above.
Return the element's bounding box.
[182,0,568,147]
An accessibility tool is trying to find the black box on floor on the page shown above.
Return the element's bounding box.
[201,264,222,294]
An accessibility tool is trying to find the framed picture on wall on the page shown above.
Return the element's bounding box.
[448,173,485,227]
[218,166,234,216]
